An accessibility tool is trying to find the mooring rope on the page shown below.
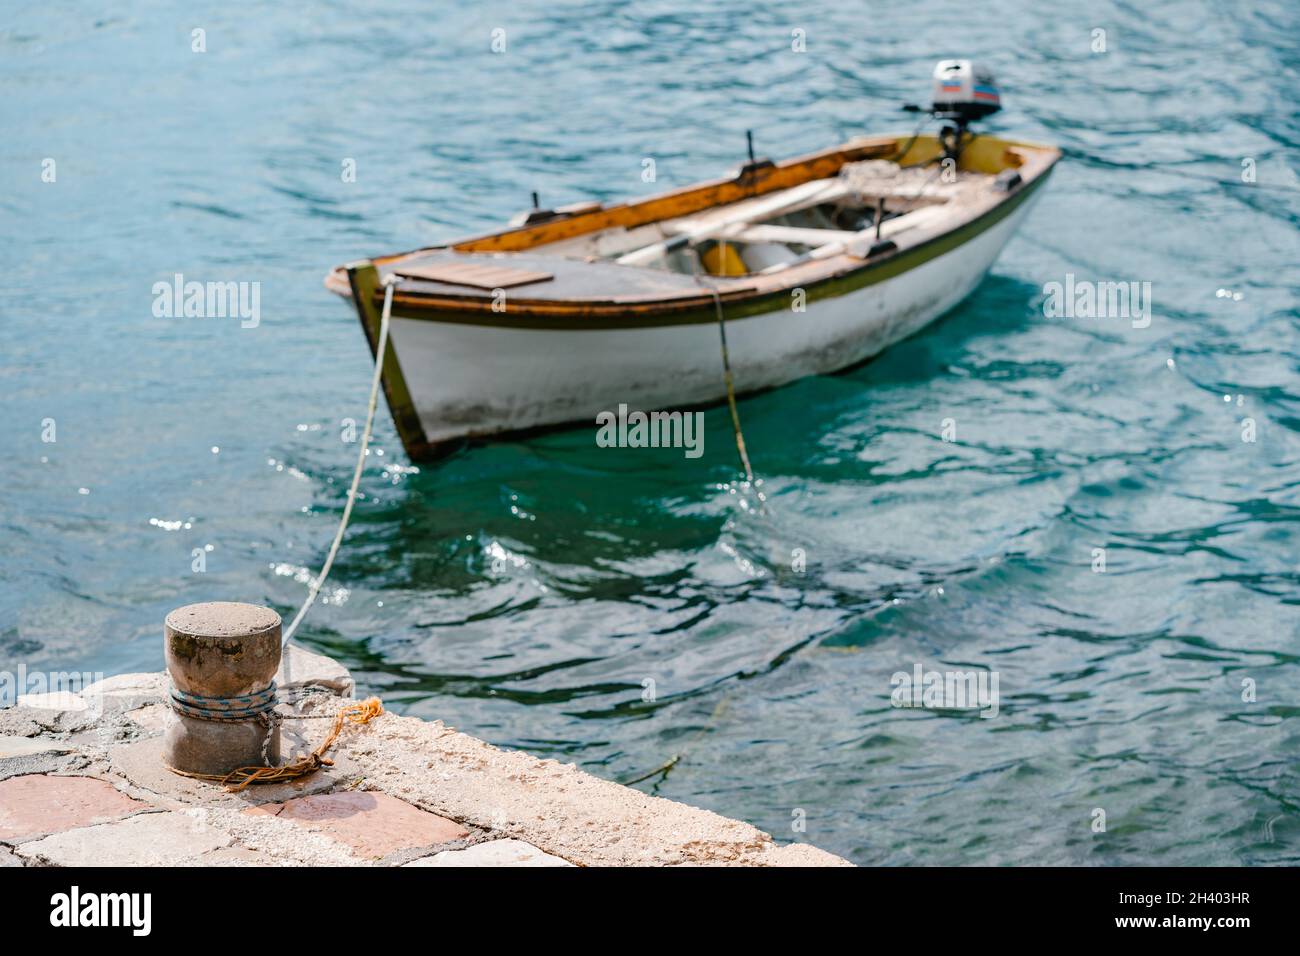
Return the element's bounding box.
[162,278,396,791]
[170,684,277,722]
[617,253,760,790]
[619,691,733,789]
[689,248,754,482]
[709,281,755,484]
[281,275,397,648]
[169,697,385,792]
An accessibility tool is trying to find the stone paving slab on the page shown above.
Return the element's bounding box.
[16,810,233,866]
[10,694,100,734]
[79,672,168,713]
[190,805,369,866]
[110,735,345,809]
[125,702,169,733]
[191,845,277,867]
[0,735,73,759]
[17,691,88,712]
[276,644,355,699]
[0,751,89,784]
[0,710,42,738]
[350,712,851,866]
[0,774,148,842]
[405,838,573,867]
[245,791,469,860]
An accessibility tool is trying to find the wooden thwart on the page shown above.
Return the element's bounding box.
[394,260,554,289]
[616,178,848,267]
[713,224,859,246]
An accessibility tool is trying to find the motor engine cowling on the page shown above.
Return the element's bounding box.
[931,60,1001,122]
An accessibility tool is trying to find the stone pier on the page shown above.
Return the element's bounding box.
[0,646,849,867]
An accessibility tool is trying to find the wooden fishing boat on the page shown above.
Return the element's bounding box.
[327,126,1059,461]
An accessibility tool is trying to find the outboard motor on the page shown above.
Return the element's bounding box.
[904,60,1002,167]
[930,60,1001,124]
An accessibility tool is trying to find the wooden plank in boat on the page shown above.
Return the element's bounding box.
[725,224,859,246]
[395,261,555,289]
[388,250,756,303]
[619,178,846,266]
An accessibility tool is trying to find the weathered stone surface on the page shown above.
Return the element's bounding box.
[195,806,366,866]
[163,709,280,778]
[192,845,275,867]
[110,735,341,808]
[277,643,355,700]
[245,791,468,860]
[0,710,41,738]
[81,672,167,713]
[12,691,101,733]
[17,691,88,712]
[125,702,169,733]
[17,810,231,866]
[0,735,73,759]
[165,602,281,698]
[0,750,84,783]
[348,712,852,866]
[0,774,148,842]
[404,838,573,867]
[0,847,21,867]
[755,841,850,866]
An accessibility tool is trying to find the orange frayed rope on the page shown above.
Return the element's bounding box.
[172,697,384,792]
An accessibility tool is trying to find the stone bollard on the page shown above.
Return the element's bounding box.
[162,602,282,777]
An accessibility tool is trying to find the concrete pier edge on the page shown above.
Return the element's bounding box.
[0,645,850,867]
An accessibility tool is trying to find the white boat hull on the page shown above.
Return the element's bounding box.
[388,195,1038,446]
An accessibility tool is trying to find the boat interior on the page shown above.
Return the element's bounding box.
[329,133,1058,309]
[527,158,995,279]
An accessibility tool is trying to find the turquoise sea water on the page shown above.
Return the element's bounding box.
[3,1,1299,864]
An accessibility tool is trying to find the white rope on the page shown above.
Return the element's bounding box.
[282,276,396,647]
